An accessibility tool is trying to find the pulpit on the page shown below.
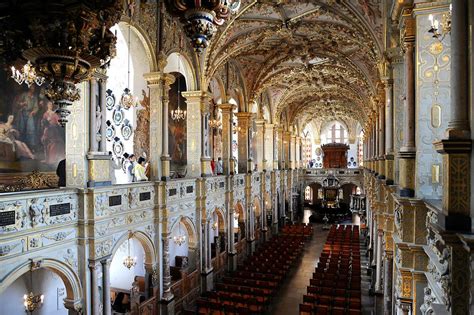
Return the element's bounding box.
[321,143,349,168]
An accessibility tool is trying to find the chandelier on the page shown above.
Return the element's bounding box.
[10,61,45,88]
[1,0,122,127]
[171,54,186,121]
[428,4,451,40]
[121,22,136,109]
[212,221,218,231]
[24,261,44,313]
[165,0,241,52]
[24,292,44,313]
[123,234,137,269]
[173,223,186,246]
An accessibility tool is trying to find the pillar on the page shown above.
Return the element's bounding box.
[264,124,274,171]
[398,16,416,197]
[255,119,265,172]
[86,71,111,187]
[296,136,302,169]
[144,72,163,180]
[378,101,386,178]
[98,77,107,152]
[161,234,174,301]
[236,112,252,173]
[276,127,284,169]
[101,258,111,315]
[433,0,472,231]
[182,91,211,177]
[160,74,175,180]
[219,103,235,175]
[448,0,470,138]
[383,251,393,314]
[385,78,395,184]
[89,261,101,315]
[290,134,296,169]
[89,77,99,153]
[273,127,279,169]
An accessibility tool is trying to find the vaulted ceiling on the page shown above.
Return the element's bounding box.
[204,0,385,128]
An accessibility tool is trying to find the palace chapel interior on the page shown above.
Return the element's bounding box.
[0,0,473,314]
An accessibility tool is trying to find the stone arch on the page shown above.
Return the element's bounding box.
[170,215,198,248]
[0,258,83,311]
[234,201,246,222]
[164,51,198,91]
[119,19,157,72]
[209,76,226,104]
[210,207,227,232]
[111,230,157,266]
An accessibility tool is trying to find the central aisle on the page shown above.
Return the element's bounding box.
[271,220,329,315]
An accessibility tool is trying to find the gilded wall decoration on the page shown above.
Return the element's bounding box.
[415,13,451,199]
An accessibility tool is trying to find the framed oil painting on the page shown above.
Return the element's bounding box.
[0,68,65,191]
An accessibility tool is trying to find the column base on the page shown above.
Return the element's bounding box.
[227,252,238,272]
[201,268,214,292]
[247,239,256,255]
[159,297,175,315]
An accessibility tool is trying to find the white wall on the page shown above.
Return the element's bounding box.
[0,268,67,315]
[107,23,150,184]
[110,238,146,290]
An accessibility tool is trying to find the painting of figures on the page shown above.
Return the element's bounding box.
[168,72,187,177]
[0,68,65,174]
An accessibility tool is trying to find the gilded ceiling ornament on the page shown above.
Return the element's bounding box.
[165,0,241,52]
[1,0,123,127]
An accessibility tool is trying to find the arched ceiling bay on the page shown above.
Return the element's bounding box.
[204,0,384,127]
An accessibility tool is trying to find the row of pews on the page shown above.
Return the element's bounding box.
[300,225,362,315]
[281,223,314,237]
[195,224,313,314]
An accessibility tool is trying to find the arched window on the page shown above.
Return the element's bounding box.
[325,122,347,144]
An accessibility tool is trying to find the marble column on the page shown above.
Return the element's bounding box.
[144,72,164,180]
[89,77,99,153]
[254,119,265,172]
[375,230,383,292]
[99,77,107,153]
[264,124,274,171]
[290,134,297,169]
[276,127,284,169]
[219,103,235,175]
[160,74,175,180]
[378,102,386,178]
[201,103,212,177]
[273,127,279,169]
[101,258,111,315]
[448,0,470,138]
[433,0,472,231]
[383,251,393,314]
[182,91,210,177]
[86,71,111,187]
[236,112,252,173]
[161,233,174,301]
[384,78,395,184]
[398,33,416,197]
[89,261,101,315]
[296,136,301,169]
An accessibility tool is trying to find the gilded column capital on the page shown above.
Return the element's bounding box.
[218,103,236,112]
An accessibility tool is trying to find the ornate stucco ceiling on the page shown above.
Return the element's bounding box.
[204,0,384,128]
